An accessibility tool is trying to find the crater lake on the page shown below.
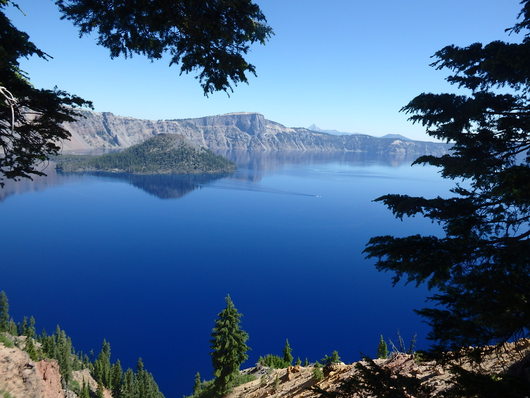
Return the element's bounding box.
[0,151,452,397]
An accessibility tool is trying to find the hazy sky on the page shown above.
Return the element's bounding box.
[6,1,522,140]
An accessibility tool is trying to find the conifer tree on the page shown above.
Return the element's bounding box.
[19,316,28,336]
[0,291,9,332]
[210,295,250,396]
[377,335,388,359]
[364,0,530,352]
[7,319,17,335]
[80,381,91,398]
[120,368,136,398]
[135,357,164,398]
[24,336,38,361]
[27,316,36,339]
[111,359,123,397]
[321,350,341,365]
[94,340,112,388]
[53,325,73,386]
[193,371,202,394]
[283,339,293,365]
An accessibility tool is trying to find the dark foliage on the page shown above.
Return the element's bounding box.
[0,1,91,187]
[56,0,273,95]
[364,1,530,352]
[438,365,530,398]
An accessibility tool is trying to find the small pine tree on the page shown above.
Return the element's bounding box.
[53,325,73,386]
[111,359,123,396]
[25,337,38,361]
[193,371,202,394]
[135,358,164,398]
[27,316,36,339]
[377,335,388,359]
[80,381,91,398]
[321,350,341,365]
[210,295,250,396]
[295,357,301,366]
[303,358,309,367]
[0,291,9,332]
[94,340,112,388]
[19,316,28,336]
[313,365,324,381]
[120,368,136,398]
[7,319,17,335]
[282,339,293,365]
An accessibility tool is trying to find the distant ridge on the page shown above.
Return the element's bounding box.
[307,124,358,136]
[62,110,449,157]
[380,133,412,141]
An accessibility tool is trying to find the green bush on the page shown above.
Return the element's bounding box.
[0,334,14,348]
[231,373,256,387]
[258,354,289,369]
[320,350,341,365]
[185,372,256,398]
[312,366,324,382]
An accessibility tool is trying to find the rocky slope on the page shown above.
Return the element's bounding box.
[0,339,111,398]
[62,111,448,156]
[227,339,530,398]
[2,335,529,398]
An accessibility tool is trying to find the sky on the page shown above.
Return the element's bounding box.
[5,0,523,141]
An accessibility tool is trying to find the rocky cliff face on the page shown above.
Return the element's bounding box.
[62,110,448,156]
[0,343,64,398]
[0,340,111,398]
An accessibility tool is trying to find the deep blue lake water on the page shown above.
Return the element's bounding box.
[0,152,451,397]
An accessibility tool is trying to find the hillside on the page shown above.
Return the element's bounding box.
[223,339,530,398]
[2,337,529,398]
[61,110,448,157]
[56,134,235,175]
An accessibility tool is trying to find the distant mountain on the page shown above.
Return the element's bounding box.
[56,134,235,175]
[309,125,414,141]
[380,133,412,141]
[62,110,449,157]
[307,124,356,136]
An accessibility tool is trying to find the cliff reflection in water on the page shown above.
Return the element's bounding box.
[221,150,420,183]
[1,151,419,200]
[0,164,82,202]
[96,173,231,199]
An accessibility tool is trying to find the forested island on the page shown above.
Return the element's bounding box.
[56,134,235,175]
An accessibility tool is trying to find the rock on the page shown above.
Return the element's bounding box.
[0,343,65,398]
[282,365,302,381]
[62,110,449,156]
[323,363,345,377]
